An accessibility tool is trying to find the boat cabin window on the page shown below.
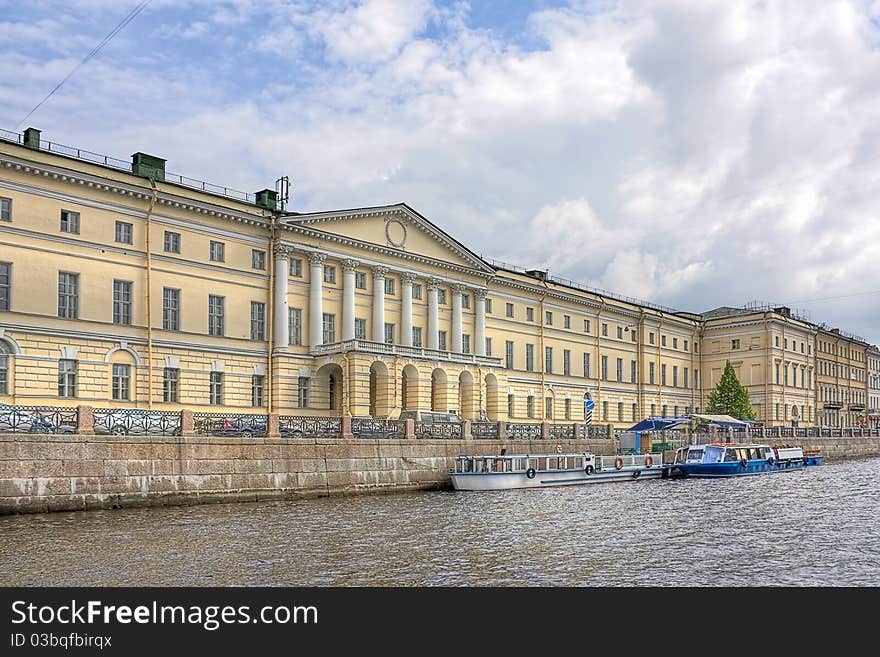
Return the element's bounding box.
[686,448,704,463]
[724,449,738,462]
[704,446,724,463]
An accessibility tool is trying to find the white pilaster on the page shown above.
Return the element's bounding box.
[452,284,463,353]
[342,259,358,342]
[474,289,486,357]
[273,245,290,350]
[372,266,388,343]
[401,273,414,347]
[308,253,325,348]
[427,279,439,350]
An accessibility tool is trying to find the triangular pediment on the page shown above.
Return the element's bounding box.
[280,204,493,273]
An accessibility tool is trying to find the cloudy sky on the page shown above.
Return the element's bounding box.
[2,0,879,343]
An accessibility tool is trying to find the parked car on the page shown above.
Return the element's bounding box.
[398,410,462,438]
[96,409,181,436]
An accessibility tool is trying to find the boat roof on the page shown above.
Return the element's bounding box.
[456,452,595,458]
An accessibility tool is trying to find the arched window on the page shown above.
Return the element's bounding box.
[0,342,9,395]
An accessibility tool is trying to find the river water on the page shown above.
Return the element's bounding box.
[2,457,878,586]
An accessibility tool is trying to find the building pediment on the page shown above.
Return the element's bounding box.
[280,203,494,274]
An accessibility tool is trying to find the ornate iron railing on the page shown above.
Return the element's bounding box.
[0,405,78,434]
[414,421,462,439]
[93,408,181,436]
[193,413,268,437]
[351,417,404,439]
[506,423,542,439]
[279,415,341,438]
[578,424,610,439]
[470,421,500,439]
[549,424,574,440]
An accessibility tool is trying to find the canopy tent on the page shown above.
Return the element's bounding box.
[626,417,692,431]
[689,413,751,428]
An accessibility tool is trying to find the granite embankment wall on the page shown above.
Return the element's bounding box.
[0,434,615,515]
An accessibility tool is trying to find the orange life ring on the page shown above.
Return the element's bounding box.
[645,455,653,468]
[614,456,624,470]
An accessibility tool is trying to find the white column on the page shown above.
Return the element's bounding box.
[273,245,290,350]
[372,266,387,343]
[451,284,463,353]
[427,280,439,350]
[401,273,414,347]
[474,288,486,356]
[308,253,325,348]
[342,259,358,342]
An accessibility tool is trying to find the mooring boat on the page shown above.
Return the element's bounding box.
[664,442,823,479]
[450,450,663,491]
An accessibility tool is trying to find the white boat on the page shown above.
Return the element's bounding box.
[450,450,664,491]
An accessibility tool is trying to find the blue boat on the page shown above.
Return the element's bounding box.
[664,442,823,478]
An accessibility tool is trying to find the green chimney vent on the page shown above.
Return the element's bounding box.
[23,127,41,150]
[255,189,277,210]
[131,152,166,181]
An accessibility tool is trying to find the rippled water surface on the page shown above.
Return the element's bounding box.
[2,457,879,586]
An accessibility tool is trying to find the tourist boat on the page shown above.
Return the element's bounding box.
[663,442,823,479]
[450,450,663,491]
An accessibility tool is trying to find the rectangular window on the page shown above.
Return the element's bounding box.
[289,308,303,345]
[298,377,309,408]
[209,241,224,262]
[526,307,534,322]
[602,323,608,336]
[163,231,180,254]
[617,326,623,339]
[323,313,336,343]
[252,249,266,270]
[601,355,608,380]
[462,294,470,309]
[412,283,422,299]
[291,258,303,277]
[252,375,264,407]
[564,315,570,329]
[616,358,623,381]
[527,396,534,418]
[545,311,553,326]
[462,334,471,354]
[651,403,656,416]
[384,323,395,345]
[0,197,11,221]
[162,287,180,331]
[775,361,780,384]
[355,271,367,289]
[583,353,591,378]
[208,295,225,336]
[618,402,623,421]
[60,209,79,234]
[411,326,422,347]
[384,278,395,295]
[784,364,789,386]
[564,349,571,376]
[695,370,700,388]
[112,364,130,401]
[438,330,447,351]
[631,330,636,342]
[649,362,655,385]
[506,303,514,318]
[545,346,553,374]
[437,289,447,305]
[58,359,77,397]
[649,332,655,345]
[565,398,571,420]
[507,394,514,417]
[584,319,591,333]
[673,366,679,387]
[57,272,79,319]
[661,364,667,386]
[685,339,690,351]
[632,403,637,421]
[210,372,223,405]
[0,352,5,394]
[163,368,179,403]
[732,339,741,350]
[485,337,492,357]
[354,318,367,340]
[602,401,608,420]
[506,341,514,369]
[0,262,10,311]
[545,397,553,420]
[115,221,133,244]
[112,280,132,325]
[526,344,534,372]
[324,265,336,284]
[673,337,678,349]
[684,367,690,388]
[631,360,637,383]
[661,335,667,347]
[251,301,266,341]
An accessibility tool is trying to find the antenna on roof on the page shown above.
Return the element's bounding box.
[275,176,290,212]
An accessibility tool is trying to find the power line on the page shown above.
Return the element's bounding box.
[788,289,880,305]
[15,1,151,129]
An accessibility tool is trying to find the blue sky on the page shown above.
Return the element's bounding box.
[2,0,880,344]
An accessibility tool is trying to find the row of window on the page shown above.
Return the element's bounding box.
[818,385,866,405]
[818,359,866,381]
[772,335,811,354]
[773,361,813,388]
[818,339,864,360]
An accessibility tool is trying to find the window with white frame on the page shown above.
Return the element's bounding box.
[57,272,79,319]
[164,231,180,253]
[112,364,131,401]
[322,313,336,343]
[60,210,79,234]
[210,372,223,405]
[58,359,77,397]
[112,280,132,325]
[115,221,133,244]
[250,301,266,341]
[208,295,224,336]
[209,241,225,262]
[289,308,302,345]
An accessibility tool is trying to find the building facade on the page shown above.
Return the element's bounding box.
[815,328,869,428]
[866,345,880,429]
[0,128,874,428]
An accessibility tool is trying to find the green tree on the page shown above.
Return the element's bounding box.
[706,361,756,420]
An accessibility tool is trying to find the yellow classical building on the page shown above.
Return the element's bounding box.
[0,128,871,428]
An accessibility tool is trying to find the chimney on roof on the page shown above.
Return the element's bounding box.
[131,152,166,181]
[23,127,41,150]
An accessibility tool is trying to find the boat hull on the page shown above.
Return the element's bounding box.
[450,466,663,491]
[665,457,822,479]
